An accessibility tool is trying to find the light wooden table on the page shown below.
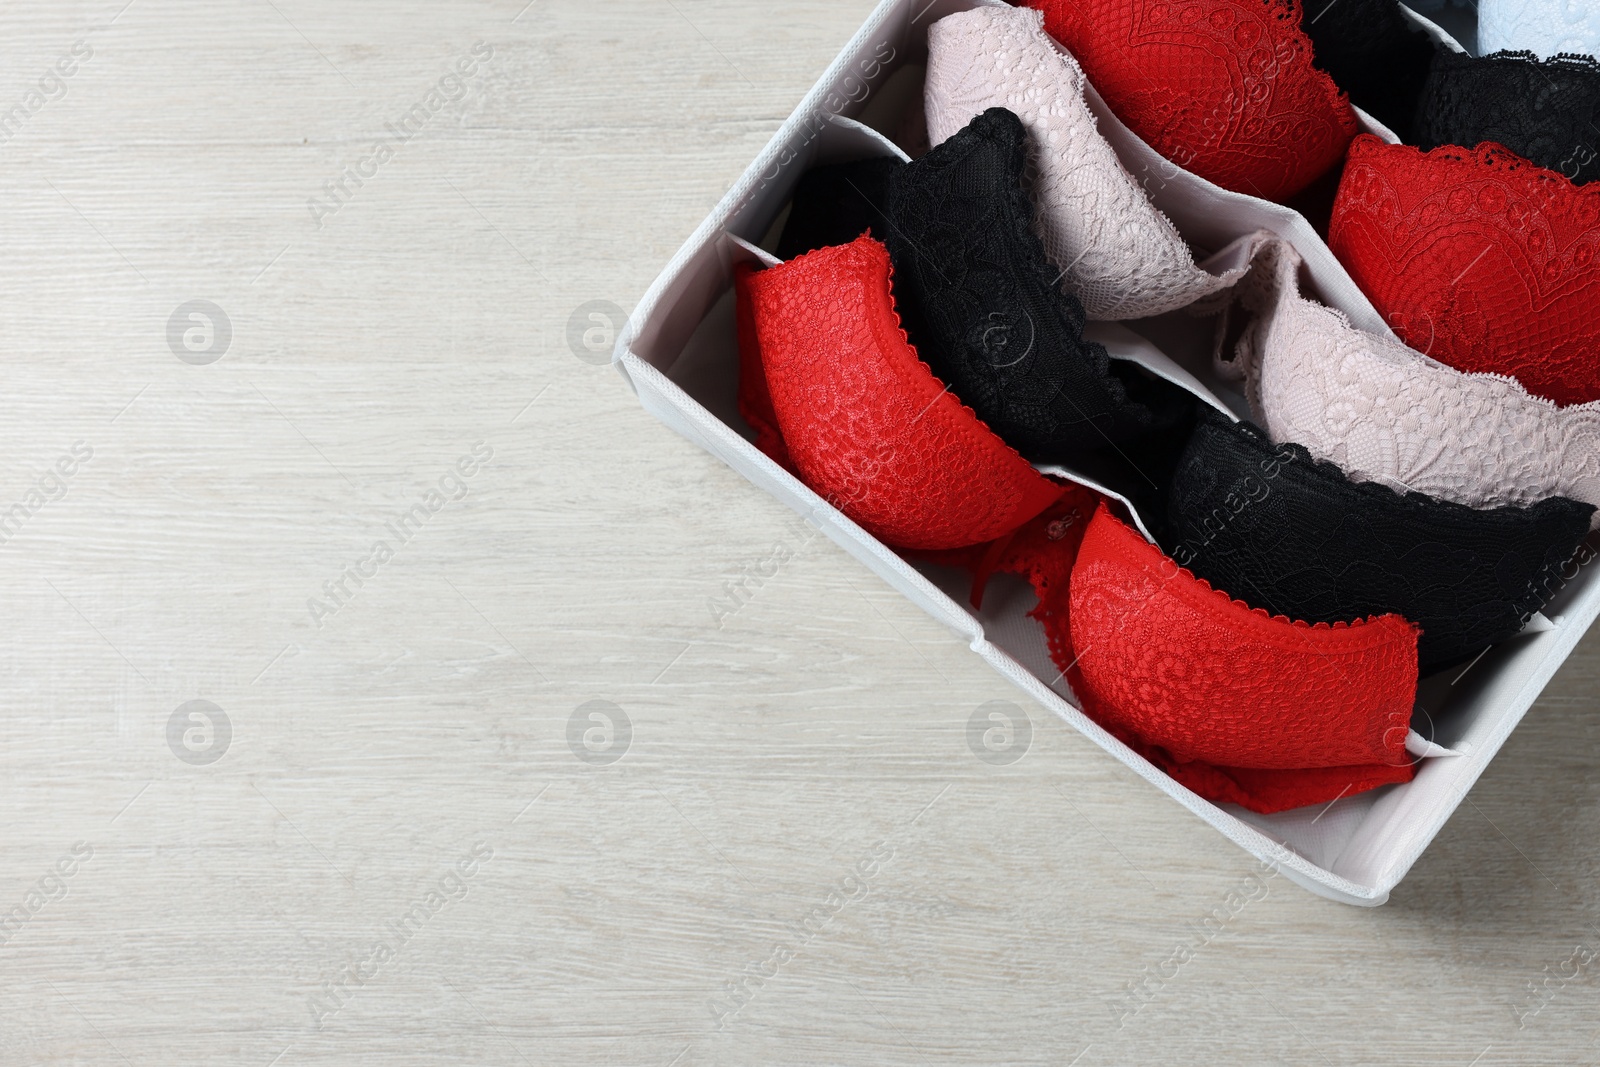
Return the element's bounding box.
[1,1,1597,1063]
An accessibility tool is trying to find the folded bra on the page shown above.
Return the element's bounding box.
[1301,0,1438,139]
[1025,0,1361,202]
[1480,0,1600,61]
[923,5,1248,320]
[1214,236,1600,524]
[1163,411,1596,673]
[1329,135,1600,407]
[737,236,1066,551]
[1414,49,1600,186]
[775,107,1198,473]
[1068,502,1419,813]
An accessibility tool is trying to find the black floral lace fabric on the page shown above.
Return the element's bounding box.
[1302,0,1437,141]
[776,107,1197,481]
[1162,411,1595,673]
[1414,50,1600,184]
[880,108,1195,462]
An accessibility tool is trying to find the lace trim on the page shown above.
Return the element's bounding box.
[1216,235,1600,525]
[1415,48,1600,185]
[1490,49,1600,73]
[1164,409,1596,671]
[873,239,1072,483]
[1479,0,1600,61]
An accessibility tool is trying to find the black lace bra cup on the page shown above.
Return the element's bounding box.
[1302,0,1438,141]
[1414,50,1600,185]
[1162,411,1595,674]
[882,109,1202,464]
[773,108,1199,482]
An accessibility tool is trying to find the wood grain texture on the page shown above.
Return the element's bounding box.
[0,0,1596,1063]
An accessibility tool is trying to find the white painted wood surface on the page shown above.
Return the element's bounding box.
[0,0,1597,1063]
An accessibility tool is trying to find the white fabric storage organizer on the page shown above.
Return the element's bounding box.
[613,0,1600,905]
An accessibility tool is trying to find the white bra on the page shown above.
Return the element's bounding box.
[924,5,1249,321]
[1214,237,1600,527]
[1480,0,1600,60]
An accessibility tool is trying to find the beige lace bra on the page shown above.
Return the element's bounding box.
[1214,237,1600,527]
[924,5,1248,321]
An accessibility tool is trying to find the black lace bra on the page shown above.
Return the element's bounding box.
[1414,49,1600,185]
[776,108,1197,477]
[1162,411,1595,673]
[1302,0,1437,140]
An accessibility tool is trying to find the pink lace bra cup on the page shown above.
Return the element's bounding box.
[1026,0,1360,202]
[1217,237,1600,524]
[924,5,1244,320]
[739,237,1065,552]
[1329,135,1600,407]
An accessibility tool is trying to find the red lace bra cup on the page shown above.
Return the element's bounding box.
[734,264,793,472]
[911,495,1401,814]
[1067,503,1418,774]
[1169,758,1416,813]
[742,236,1065,551]
[918,495,1416,813]
[1329,135,1600,406]
[1027,0,1360,202]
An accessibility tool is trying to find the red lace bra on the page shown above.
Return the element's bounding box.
[1330,135,1600,407]
[1066,504,1419,813]
[736,236,1065,551]
[924,501,1421,813]
[1026,0,1360,202]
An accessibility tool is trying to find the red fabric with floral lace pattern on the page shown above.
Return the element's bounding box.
[734,264,793,473]
[737,237,1419,813]
[1026,0,1359,202]
[738,237,1065,551]
[1063,505,1418,813]
[1330,135,1600,407]
[916,500,1420,813]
